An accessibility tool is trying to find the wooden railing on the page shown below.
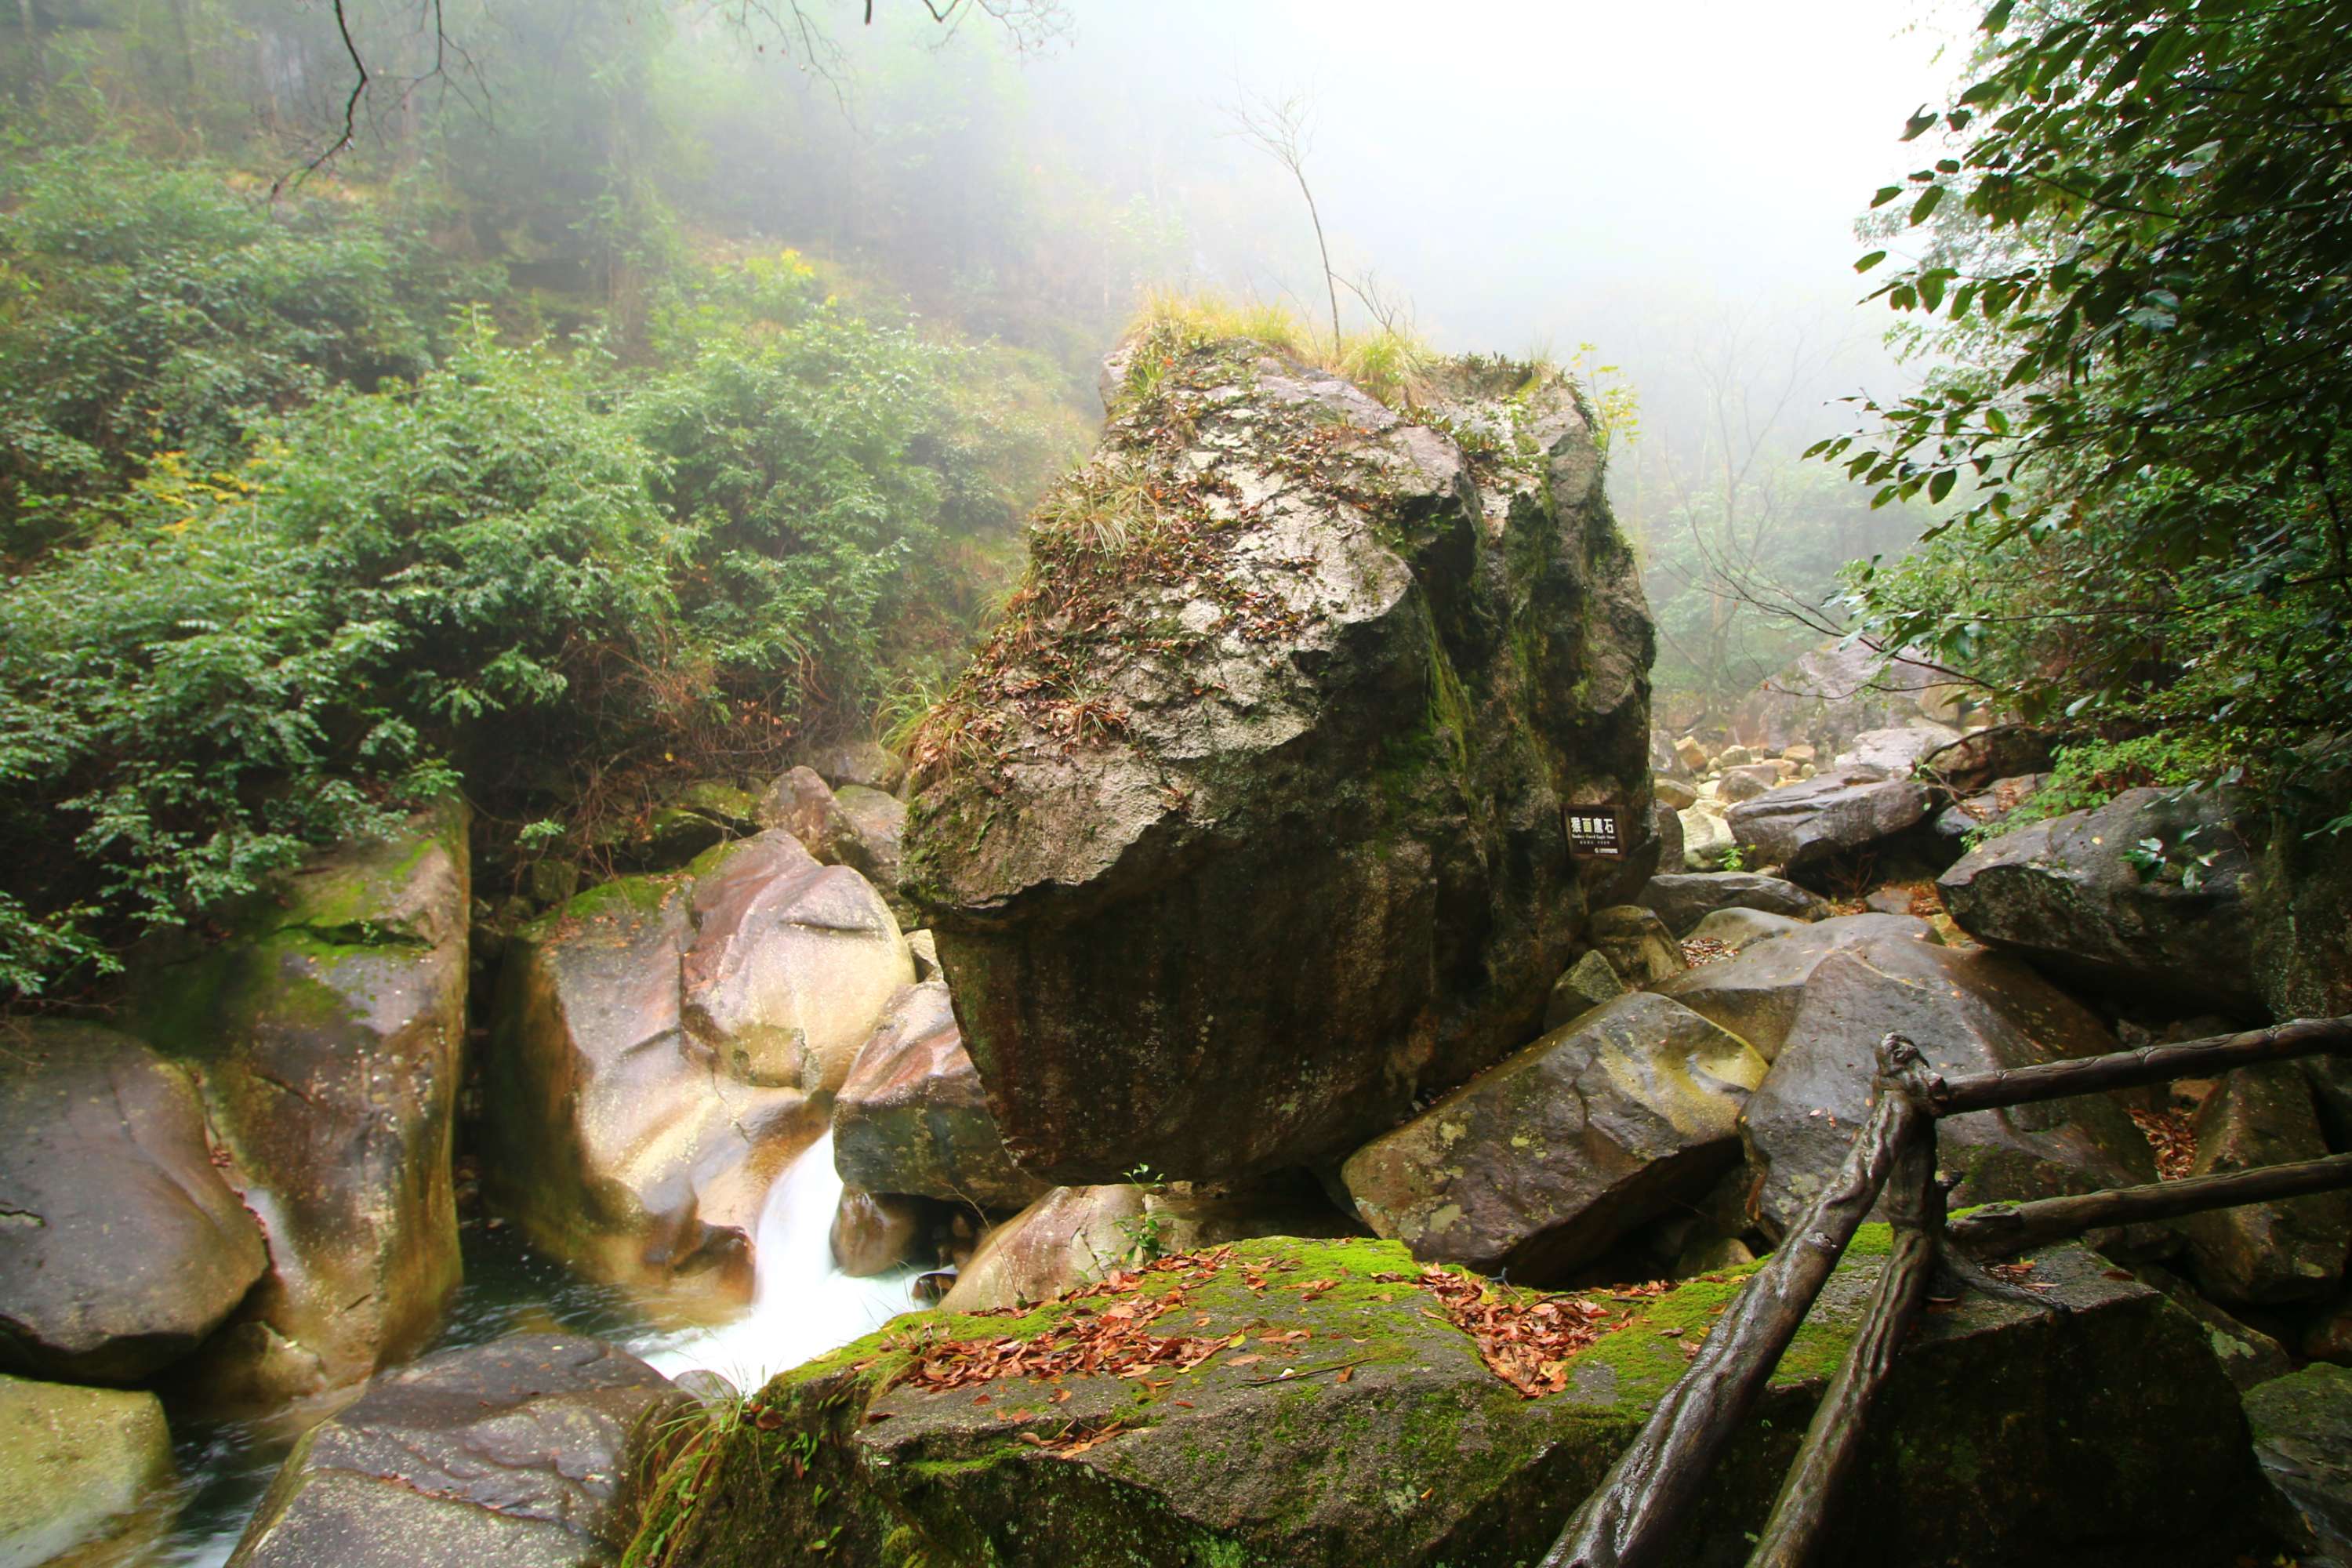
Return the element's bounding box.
[1541,1014,2352,1568]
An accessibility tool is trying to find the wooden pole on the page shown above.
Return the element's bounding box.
[1924,1016,2352,1117]
[1746,1058,1943,1568]
[1541,1036,1926,1568]
[1949,1151,2352,1257]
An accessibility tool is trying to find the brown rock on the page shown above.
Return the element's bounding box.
[1726,764,1929,872]
[1341,993,1768,1281]
[832,982,1049,1211]
[1652,913,1940,1060]
[2183,1063,2352,1305]
[1586,905,1687,988]
[0,1022,267,1384]
[829,1189,930,1277]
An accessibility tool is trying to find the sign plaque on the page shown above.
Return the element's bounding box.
[1566,805,1628,859]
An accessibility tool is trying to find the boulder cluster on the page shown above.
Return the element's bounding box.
[6,338,2350,1568]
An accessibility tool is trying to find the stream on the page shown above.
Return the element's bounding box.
[153,1133,921,1566]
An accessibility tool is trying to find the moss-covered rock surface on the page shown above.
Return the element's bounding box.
[644,1235,2270,1568]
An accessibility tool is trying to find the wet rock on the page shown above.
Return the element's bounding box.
[1679,806,1735,869]
[1653,775,1697,811]
[664,1235,2270,1568]
[936,1186,1146,1311]
[2249,806,2352,1025]
[2182,1063,2352,1305]
[131,801,470,1408]
[1342,993,1767,1281]
[1652,913,1940,1060]
[830,1189,931,1278]
[1930,770,2037,847]
[229,1334,688,1568]
[1716,767,1773,804]
[905,344,1653,1183]
[1839,723,1962,775]
[485,831,909,1297]
[2247,1363,2352,1565]
[1732,641,1970,757]
[1918,726,2056,797]
[1542,948,1628,1031]
[0,1374,172,1568]
[832,982,1049,1212]
[1649,800,1684,882]
[793,735,906,795]
[1938,787,2256,1012]
[2126,1265,2295,1392]
[1686,906,1808,952]
[1585,904,1686,988]
[1637,871,1832,935]
[1726,764,1930,873]
[0,1021,267,1384]
[760,768,910,918]
[1741,935,2154,1236]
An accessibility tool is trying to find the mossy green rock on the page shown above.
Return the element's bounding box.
[0,1373,173,1568]
[2246,1362,2352,1560]
[906,344,1655,1184]
[654,1235,2267,1568]
[130,800,470,1410]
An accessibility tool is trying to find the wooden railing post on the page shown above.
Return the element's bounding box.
[1540,1036,1925,1568]
[1745,1042,1943,1568]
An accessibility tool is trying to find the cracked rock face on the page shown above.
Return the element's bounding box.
[131,800,471,1410]
[0,1021,268,1384]
[1340,992,1766,1282]
[485,831,912,1300]
[1740,933,2154,1236]
[831,980,1049,1212]
[906,342,1654,1183]
[228,1334,687,1568]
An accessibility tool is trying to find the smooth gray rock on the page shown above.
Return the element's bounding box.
[1653,913,1940,1060]
[1637,871,1833,935]
[833,981,1050,1212]
[230,1334,688,1568]
[1727,764,1930,871]
[1741,935,2154,1236]
[1938,787,2256,1012]
[0,1022,266,1384]
[1685,906,1809,952]
[2182,1063,2352,1305]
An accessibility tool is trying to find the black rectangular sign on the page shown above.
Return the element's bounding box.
[1566,805,1627,859]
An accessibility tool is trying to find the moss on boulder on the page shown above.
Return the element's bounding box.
[648,1234,2268,1568]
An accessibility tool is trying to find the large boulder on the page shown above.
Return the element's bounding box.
[485,832,911,1298]
[1341,993,1767,1281]
[0,1374,173,1568]
[1679,805,1735,869]
[760,768,912,919]
[1932,772,2049,848]
[1636,871,1832,935]
[652,1236,2270,1568]
[1652,913,1941,1059]
[2181,1063,2352,1305]
[1839,722,1962,774]
[229,1334,688,1568]
[0,1021,267,1384]
[1726,764,1929,873]
[1584,904,1686,988]
[1740,935,2155,1235]
[832,982,1050,1212]
[2247,1363,2352,1563]
[2247,804,2352,1024]
[903,343,1653,1183]
[1937,787,2256,1013]
[1732,641,1973,757]
[131,802,470,1408]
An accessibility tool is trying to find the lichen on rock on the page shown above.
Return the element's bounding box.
[902,337,1655,1184]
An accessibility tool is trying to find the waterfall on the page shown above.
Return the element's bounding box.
[634,1131,923,1393]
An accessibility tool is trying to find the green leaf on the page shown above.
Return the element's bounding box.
[1855,250,1889,274]
[1982,0,2013,32]
[1910,185,1947,224]
[1928,468,1958,505]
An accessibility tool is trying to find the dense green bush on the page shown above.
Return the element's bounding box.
[0,191,1082,998]
[0,143,491,558]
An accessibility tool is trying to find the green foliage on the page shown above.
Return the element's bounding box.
[0,143,490,558]
[0,191,1080,1000]
[1820,0,2352,808]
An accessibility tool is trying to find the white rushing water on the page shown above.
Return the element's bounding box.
[633,1131,924,1393]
